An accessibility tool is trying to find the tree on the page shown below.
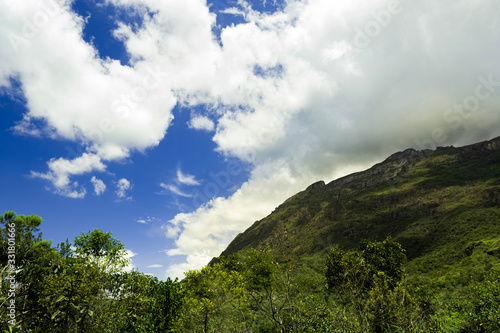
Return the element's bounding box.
[0,211,50,331]
[358,237,406,288]
[0,211,185,333]
[325,238,426,332]
[242,249,295,333]
[71,229,134,332]
[366,272,424,333]
[178,262,248,333]
[0,211,43,267]
[152,277,184,332]
[40,254,101,332]
[325,237,406,299]
[73,229,128,272]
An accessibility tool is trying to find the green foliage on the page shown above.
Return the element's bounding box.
[2,209,498,333]
[39,256,101,332]
[325,237,406,300]
[447,268,500,332]
[359,237,406,286]
[325,245,368,303]
[0,211,183,333]
[74,229,128,271]
[324,238,429,332]
[177,262,248,332]
[244,249,281,292]
[242,250,293,333]
[152,277,184,332]
[366,273,425,333]
[0,211,43,267]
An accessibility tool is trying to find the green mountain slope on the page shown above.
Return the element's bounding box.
[218,137,500,277]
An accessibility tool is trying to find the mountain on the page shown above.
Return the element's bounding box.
[217,136,500,276]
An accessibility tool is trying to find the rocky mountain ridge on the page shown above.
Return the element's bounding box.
[216,136,500,269]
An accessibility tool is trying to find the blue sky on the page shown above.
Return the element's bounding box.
[1,0,500,278]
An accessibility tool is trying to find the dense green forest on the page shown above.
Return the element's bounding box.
[2,138,500,332]
[0,211,499,332]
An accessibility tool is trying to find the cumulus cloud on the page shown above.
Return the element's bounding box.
[123,249,137,272]
[188,115,215,132]
[116,178,132,199]
[162,220,182,239]
[90,176,106,196]
[147,264,163,268]
[31,153,106,198]
[0,0,175,196]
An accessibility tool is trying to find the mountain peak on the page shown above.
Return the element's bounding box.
[218,136,500,263]
[306,181,326,192]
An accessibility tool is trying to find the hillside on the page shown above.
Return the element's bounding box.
[218,136,500,277]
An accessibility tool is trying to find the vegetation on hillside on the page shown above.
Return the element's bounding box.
[218,139,500,312]
[1,212,499,332]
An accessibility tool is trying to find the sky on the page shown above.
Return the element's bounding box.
[1,0,500,279]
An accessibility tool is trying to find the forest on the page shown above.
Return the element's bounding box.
[1,211,499,332]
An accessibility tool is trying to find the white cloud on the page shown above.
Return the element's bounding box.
[188,115,215,132]
[162,220,182,239]
[321,40,352,62]
[123,249,137,272]
[90,176,106,196]
[158,168,201,199]
[31,153,106,198]
[12,115,43,137]
[0,0,176,196]
[159,183,192,198]
[147,264,163,268]
[137,216,162,224]
[116,178,132,199]
[166,251,214,280]
[176,168,201,186]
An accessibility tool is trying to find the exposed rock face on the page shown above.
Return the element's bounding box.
[306,181,326,192]
[306,136,500,196]
[323,148,433,193]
